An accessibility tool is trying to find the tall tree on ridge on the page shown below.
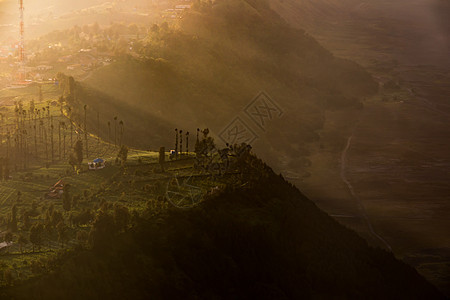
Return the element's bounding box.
[84,105,88,158]
[119,120,124,146]
[114,116,117,148]
[108,121,111,143]
[58,121,62,160]
[50,116,54,162]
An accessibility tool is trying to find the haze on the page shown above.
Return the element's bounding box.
[0,0,447,298]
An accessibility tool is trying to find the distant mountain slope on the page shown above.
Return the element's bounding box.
[67,0,377,173]
[1,154,443,299]
[269,0,450,66]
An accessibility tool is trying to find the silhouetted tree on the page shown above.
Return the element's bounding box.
[114,116,117,148]
[63,183,71,212]
[17,234,28,253]
[3,231,13,243]
[84,105,88,158]
[75,140,83,163]
[117,145,128,166]
[107,121,111,143]
[29,223,44,252]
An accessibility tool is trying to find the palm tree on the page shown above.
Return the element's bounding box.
[44,127,48,162]
[62,122,67,159]
[108,121,111,143]
[186,131,189,154]
[114,116,117,148]
[33,122,37,159]
[50,116,54,162]
[68,106,73,148]
[175,128,178,159]
[23,129,28,169]
[179,130,183,156]
[84,105,88,158]
[119,120,124,146]
[97,111,100,145]
[58,121,62,160]
[6,131,10,160]
[18,235,28,253]
[196,128,200,154]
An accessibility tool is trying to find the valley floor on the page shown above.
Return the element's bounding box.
[293,21,450,297]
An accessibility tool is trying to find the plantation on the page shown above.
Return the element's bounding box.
[0,83,249,285]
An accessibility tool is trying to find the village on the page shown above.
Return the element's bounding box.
[0,0,194,90]
[0,72,253,285]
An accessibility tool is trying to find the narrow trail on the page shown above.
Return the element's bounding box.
[340,132,393,252]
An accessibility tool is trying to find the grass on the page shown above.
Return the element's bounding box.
[0,100,230,285]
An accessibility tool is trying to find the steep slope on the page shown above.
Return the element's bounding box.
[0,154,443,299]
[269,0,450,296]
[67,0,377,175]
[270,0,450,67]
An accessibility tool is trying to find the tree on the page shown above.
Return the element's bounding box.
[0,158,3,180]
[62,122,67,159]
[3,268,13,286]
[89,211,115,251]
[97,111,100,145]
[76,230,88,248]
[68,106,73,148]
[107,121,111,142]
[74,140,83,167]
[29,223,44,252]
[38,85,43,102]
[3,159,9,181]
[62,183,71,212]
[117,145,128,166]
[186,131,190,154]
[69,153,77,170]
[119,120,124,146]
[114,116,118,147]
[57,221,68,247]
[84,105,88,158]
[113,203,129,232]
[58,121,62,159]
[21,211,31,230]
[9,204,18,232]
[50,210,64,227]
[17,234,28,253]
[3,231,13,243]
[50,116,54,161]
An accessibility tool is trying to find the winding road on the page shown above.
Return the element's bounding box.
[340,132,393,251]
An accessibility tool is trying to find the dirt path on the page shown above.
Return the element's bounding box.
[340,131,393,251]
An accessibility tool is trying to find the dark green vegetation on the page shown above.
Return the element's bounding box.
[0,153,443,299]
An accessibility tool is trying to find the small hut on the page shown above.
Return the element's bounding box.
[46,179,65,199]
[89,158,106,170]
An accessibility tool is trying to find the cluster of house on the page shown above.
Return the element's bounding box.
[62,49,116,72]
[46,158,106,199]
[163,1,192,19]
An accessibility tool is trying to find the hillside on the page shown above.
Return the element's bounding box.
[64,0,377,176]
[269,0,450,295]
[0,153,443,299]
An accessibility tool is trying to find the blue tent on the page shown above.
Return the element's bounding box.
[93,158,104,163]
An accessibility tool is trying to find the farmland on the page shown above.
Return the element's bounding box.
[0,82,237,285]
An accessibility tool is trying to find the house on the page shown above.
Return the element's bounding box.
[89,158,106,170]
[67,64,81,70]
[46,179,65,199]
[0,241,12,251]
[36,65,53,71]
[175,5,191,9]
[169,150,176,160]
